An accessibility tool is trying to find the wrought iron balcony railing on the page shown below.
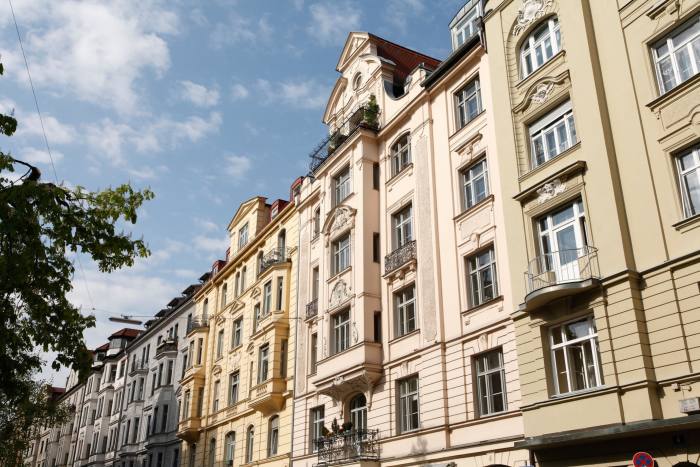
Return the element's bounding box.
[186,317,208,334]
[258,247,290,276]
[156,338,178,357]
[315,429,380,465]
[309,102,380,174]
[306,299,318,319]
[384,240,417,275]
[525,246,600,295]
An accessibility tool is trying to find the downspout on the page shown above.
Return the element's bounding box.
[290,200,303,467]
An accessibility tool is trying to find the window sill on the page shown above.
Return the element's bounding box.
[647,72,700,112]
[450,109,486,140]
[453,194,495,222]
[462,295,503,315]
[229,344,243,354]
[386,163,414,187]
[518,142,581,183]
[515,49,567,91]
[389,328,420,344]
[326,266,352,284]
[672,212,700,232]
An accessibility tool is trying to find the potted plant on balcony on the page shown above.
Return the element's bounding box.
[362,94,379,129]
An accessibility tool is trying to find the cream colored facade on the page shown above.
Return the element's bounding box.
[484,0,700,465]
[178,193,299,467]
[291,10,528,466]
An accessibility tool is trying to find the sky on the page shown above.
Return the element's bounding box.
[0,0,465,385]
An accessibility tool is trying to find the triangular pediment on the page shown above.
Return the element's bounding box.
[227,196,265,231]
[336,32,371,73]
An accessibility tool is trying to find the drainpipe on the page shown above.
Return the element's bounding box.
[290,197,303,467]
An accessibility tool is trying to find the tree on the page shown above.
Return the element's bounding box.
[0,61,154,463]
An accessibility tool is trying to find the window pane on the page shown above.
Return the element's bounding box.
[675,46,694,81]
[564,318,590,341]
[683,172,700,215]
[554,348,569,393]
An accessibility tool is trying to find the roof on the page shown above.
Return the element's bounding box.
[368,33,441,82]
[421,32,482,89]
[109,328,141,339]
[94,343,109,352]
[182,284,200,296]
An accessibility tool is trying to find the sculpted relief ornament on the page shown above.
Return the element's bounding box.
[512,0,553,36]
[536,178,566,204]
[329,279,351,309]
[329,205,354,235]
[531,82,554,104]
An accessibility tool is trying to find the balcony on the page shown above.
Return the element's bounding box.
[306,299,318,320]
[259,247,291,276]
[315,429,380,465]
[129,359,148,375]
[156,338,178,358]
[523,246,601,311]
[176,417,202,443]
[186,317,208,335]
[313,342,382,401]
[384,240,417,276]
[309,100,380,174]
[248,377,287,414]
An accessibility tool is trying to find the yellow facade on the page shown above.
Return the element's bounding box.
[178,194,299,467]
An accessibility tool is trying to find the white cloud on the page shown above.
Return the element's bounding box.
[0,0,179,114]
[257,78,329,109]
[209,14,273,48]
[178,80,220,107]
[230,83,250,101]
[224,154,252,178]
[386,0,425,32]
[20,147,64,165]
[193,234,229,254]
[307,2,361,45]
[85,112,222,166]
[19,113,76,145]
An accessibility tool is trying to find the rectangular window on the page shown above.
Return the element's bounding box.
[475,349,507,416]
[333,166,351,205]
[254,303,261,332]
[536,199,588,284]
[166,360,173,385]
[228,372,239,405]
[392,204,413,249]
[263,281,272,315]
[372,233,380,263]
[310,333,318,374]
[391,135,411,176]
[161,405,169,432]
[550,315,603,395]
[398,377,419,433]
[196,338,203,365]
[216,329,224,359]
[372,162,380,189]
[529,100,577,168]
[332,234,351,275]
[238,223,249,250]
[467,247,498,307]
[258,344,269,383]
[333,310,350,354]
[677,145,700,218]
[313,207,321,239]
[312,267,320,300]
[395,285,417,337]
[374,311,382,342]
[276,277,284,310]
[196,387,204,417]
[310,406,325,452]
[652,14,700,94]
[232,318,243,348]
[461,158,489,210]
[280,339,288,378]
[455,77,482,129]
[451,0,480,49]
[212,380,220,412]
[183,391,190,419]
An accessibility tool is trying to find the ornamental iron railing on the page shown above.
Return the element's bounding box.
[186,317,208,334]
[259,247,290,276]
[306,299,318,319]
[525,246,600,295]
[309,103,380,174]
[384,240,417,275]
[315,429,380,465]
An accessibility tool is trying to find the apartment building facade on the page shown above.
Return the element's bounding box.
[291,3,528,465]
[178,193,299,467]
[483,0,700,465]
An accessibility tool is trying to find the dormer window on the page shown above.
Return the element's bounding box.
[451,0,481,50]
[238,223,249,250]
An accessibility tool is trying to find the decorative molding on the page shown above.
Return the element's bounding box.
[456,132,484,159]
[536,178,566,204]
[512,0,554,36]
[513,70,569,114]
[251,287,261,299]
[328,279,352,310]
[531,82,554,104]
[323,205,357,237]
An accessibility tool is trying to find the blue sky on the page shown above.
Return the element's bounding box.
[0,0,464,383]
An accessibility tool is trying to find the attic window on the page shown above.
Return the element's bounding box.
[451,0,481,51]
[353,73,362,90]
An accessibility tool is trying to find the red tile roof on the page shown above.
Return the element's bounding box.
[109,328,141,339]
[369,33,441,82]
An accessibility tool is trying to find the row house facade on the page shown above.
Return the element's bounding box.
[484,0,700,465]
[178,193,299,467]
[291,3,528,466]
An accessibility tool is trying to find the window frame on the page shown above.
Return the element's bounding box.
[652,14,700,94]
[390,133,411,177]
[331,233,351,276]
[676,144,700,218]
[397,376,419,434]
[549,315,604,395]
[466,246,498,307]
[451,0,481,50]
[391,204,413,250]
[267,416,279,457]
[238,223,249,250]
[332,309,351,355]
[258,343,270,384]
[394,284,417,337]
[228,371,239,406]
[520,16,562,78]
[529,100,577,168]
[310,406,325,452]
[333,165,351,205]
[455,77,482,129]
[232,317,243,348]
[475,349,507,417]
[461,158,489,211]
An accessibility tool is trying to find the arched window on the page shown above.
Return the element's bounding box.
[241,266,247,292]
[278,229,286,256]
[257,251,264,277]
[246,425,255,463]
[207,437,216,467]
[221,283,228,307]
[225,431,236,464]
[349,394,367,432]
[390,134,411,176]
[352,72,362,90]
[267,416,279,457]
[203,299,209,320]
[312,207,321,238]
[520,17,561,78]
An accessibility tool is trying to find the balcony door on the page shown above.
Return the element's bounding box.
[538,199,587,283]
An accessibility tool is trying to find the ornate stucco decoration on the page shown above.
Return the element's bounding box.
[228,351,241,369]
[531,82,554,104]
[512,0,553,36]
[251,286,261,299]
[456,132,484,160]
[323,205,357,238]
[230,299,245,313]
[536,178,566,204]
[328,279,352,309]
